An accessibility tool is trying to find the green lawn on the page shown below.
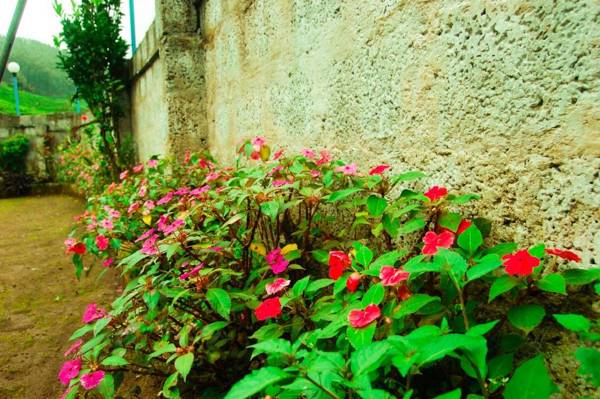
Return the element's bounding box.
[0,84,75,115]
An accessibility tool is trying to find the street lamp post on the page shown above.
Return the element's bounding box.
[7,61,20,116]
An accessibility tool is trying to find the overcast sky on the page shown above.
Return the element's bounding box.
[1,0,155,55]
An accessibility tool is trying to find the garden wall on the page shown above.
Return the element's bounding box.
[131,0,600,264]
[0,113,78,181]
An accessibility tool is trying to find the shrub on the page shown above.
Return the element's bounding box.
[59,139,599,399]
[0,134,32,197]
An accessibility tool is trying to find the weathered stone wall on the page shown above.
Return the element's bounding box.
[0,113,79,181]
[199,0,600,264]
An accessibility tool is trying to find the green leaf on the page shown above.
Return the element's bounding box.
[73,253,83,279]
[488,353,514,378]
[393,294,440,319]
[250,324,284,341]
[101,355,129,366]
[292,276,310,297]
[504,355,557,399]
[306,278,334,294]
[564,269,600,285]
[327,187,362,202]
[382,214,400,237]
[489,275,519,302]
[576,347,600,387]
[206,288,231,320]
[354,243,373,267]
[466,254,501,282]
[362,283,385,306]
[350,341,391,376]
[390,171,426,185]
[149,342,177,359]
[398,217,425,234]
[367,195,387,217]
[250,339,292,359]
[449,194,480,204]
[438,212,462,232]
[552,314,591,333]
[457,225,483,255]
[535,274,566,295]
[508,304,545,334]
[175,352,194,381]
[366,250,405,275]
[224,367,290,399]
[467,320,499,336]
[312,250,328,264]
[347,323,376,350]
[97,373,114,399]
[201,321,228,339]
[260,201,279,221]
[433,389,461,399]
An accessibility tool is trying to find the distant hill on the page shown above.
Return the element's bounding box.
[0,36,75,98]
[0,84,74,115]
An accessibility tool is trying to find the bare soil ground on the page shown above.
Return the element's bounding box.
[0,195,120,399]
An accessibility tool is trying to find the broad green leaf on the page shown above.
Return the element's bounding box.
[535,274,566,295]
[564,269,600,285]
[488,353,514,378]
[250,339,292,359]
[448,194,480,204]
[260,201,279,221]
[458,225,483,255]
[206,288,231,320]
[149,342,177,359]
[438,212,462,232]
[398,217,426,234]
[467,254,502,282]
[73,254,83,279]
[347,323,376,350]
[362,283,385,306]
[354,243,373,267]
[576,347,600,387]
[175,352,194,381]
[489,275,519,302]
[467,320,499,336]
[327,188,362,202]
[306,278,334,294]
[351,341,391,376]
[97,373,114,399]
[201,321,228,339]
[390,171,426,185]
[101,355,128,366]
[504,355,557,399]
[433,389,461,399]
[382,214,400,237]
[393,294,440,319]
[552,314,591,333]
[292,276,310,297]
[224,367,290,399]
[508,304,545,334]
[367,195,387,217]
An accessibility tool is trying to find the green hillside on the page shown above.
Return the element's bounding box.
[0,84,74,115]
[0,36,74,97]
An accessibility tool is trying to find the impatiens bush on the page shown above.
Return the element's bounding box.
[59,139,599,398]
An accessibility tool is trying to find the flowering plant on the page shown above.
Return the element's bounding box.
[59,138,599,398]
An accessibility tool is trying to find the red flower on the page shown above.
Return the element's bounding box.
[254,297,282,321]
[328,251,351,280]
[422,231,455,255]
[348,304,381,329]
[398,285,412,301]
[67,242,86,255]
[502,250,540,276]
[456,219,472,235]
[424,186,448,202]
[346,272,361,292]
[545,248,581,263]
[379,266,410,286]
[80,114,88,122]
[369,164,390,176]
[95,235,109,251]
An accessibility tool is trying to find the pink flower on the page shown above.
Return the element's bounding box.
[157,192,174,205]
[210,246,223,252]
[175,187,190,196]
[95,235,109,251]
[119,170,128,180]
[251,136,266,150]
[141,234,159,255]
[348,304,381,329]
[157,215,170,232]
[310,169,321,178]
[422,231,455,255]
[190,185,210,196]
[163,219,185,235]
[335,164,358,176]
[502,250,540,276]
[138,185,148,197]
[58,358,82,385]
[109,209,121,219]
[102,258,114,267]
[144,200,155,210]
[179,263,204,280]
[206,172,220,182]
[80,370,105,390]
[135,228,155,243]
[64,339,83,358]
[316,150,331,166]
[268,165,283,176]
[266,278,290,295]
[272,179,292,187]
[369,164,390,176]
[133,163,144,173]
[147,159,158,168]
[100,219,113,231]
[379,266,410,286]
[82,303,107,323]
[272,149,284,160]
[128,202,140,214]
[301,149,316,159]
[266,248,289,274]
[424,186,448,202]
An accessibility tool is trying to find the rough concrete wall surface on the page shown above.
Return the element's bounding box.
[0,113,78,181]
[201,0,600,264]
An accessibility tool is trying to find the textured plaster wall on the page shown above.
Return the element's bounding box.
[201,0,600,264]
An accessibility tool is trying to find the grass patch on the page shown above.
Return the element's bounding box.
[0,84,75,115]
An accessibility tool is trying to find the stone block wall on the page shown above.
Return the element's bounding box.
[0,113,79,181]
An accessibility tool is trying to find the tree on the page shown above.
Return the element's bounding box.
[53,0,129,179]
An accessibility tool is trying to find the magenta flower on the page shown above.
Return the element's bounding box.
[179,263,204,280]
[268,165,283,176]
[58,358,82,385]
[82,303,107,324]
[102,258,114,267]
[335,164,358,176]
[133,163,144,173]
[272,179,292,187]
[251,136,266,151]
[301,149,316,159]
[135,228,155,243]
[190,185,210,196]
[157,215,170,232]
[266,248,289,274]
[266,278,290,295]
[206,172,220,182]
[141,234,159,255]
[157,192,174,205]
[147,159,158,168]
[64,339,83,358]
[210,246,223,252]
[95,235,109,251]
[163,219,185,235]
[80,370,105,390]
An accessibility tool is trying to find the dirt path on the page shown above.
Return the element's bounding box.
[0,195,119,399]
